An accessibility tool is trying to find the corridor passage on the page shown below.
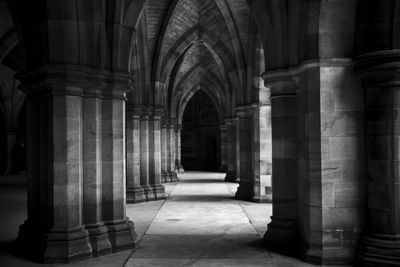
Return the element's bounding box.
[126,172,312,267]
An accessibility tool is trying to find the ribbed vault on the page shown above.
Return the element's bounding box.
[128,0,249,119]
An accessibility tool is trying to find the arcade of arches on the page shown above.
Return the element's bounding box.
[0,0,399,266]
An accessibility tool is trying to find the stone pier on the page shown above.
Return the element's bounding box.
[126,106,146,203]
[234,106,253,201]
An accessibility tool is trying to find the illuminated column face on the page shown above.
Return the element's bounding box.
[175,124,184,173]
[161,121,169,182]
[126,107,145,204]
[101,94,136,253]
[82,94,112,256]
[252,103,272,203]
[139,109,155,201]
[148,110,166,200]
[169,123,178,182]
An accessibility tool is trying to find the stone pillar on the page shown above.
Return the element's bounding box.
[139,108,156,201]
[224,118,237,182]
[161,120,168,183]
[16,72,92,263]
[169,122,178,182]
[263,75,298,253]
[219,124,228,172]
[4,127,17,174]
[175,124,184,173]
[165,120,172,182]
[295,62,364,264]
[355,52,400,266]
[252,97,272,203]
[234,106,254,200]
[126,106,145,203]
[149,108,166,200]
[82,88,111,256]
[102,87,136,252]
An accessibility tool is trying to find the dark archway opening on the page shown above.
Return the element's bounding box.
[181,90,220,171]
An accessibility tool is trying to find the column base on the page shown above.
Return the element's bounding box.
[264,217,298,256]
[252,186,272,203]
[84,222,112,257]
[161,172,168,183]
[152,184,167,200]
[170,172,178,182]
[105,218,136,252]
[224,170,237,182]
[126,186,146,203]
[234,181,253,201]
[175,162,185,173]
[252,195,272,203]
[356,234,400,266]
[16,221,92,264]
[142,185,156,201]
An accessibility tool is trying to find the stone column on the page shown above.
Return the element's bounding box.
[4,127,17,174]
[102,86,136,252]
[234,106,254,200]
[252,99,272,203]
[161,120,169,183]
[126,106,145,203]
[169,122,178,182]
[263,75,298,253]
[148,108,166,200]
[16,72,92,263]
[139,108,156,201]
[175,124,184,173]
[82,88,111,256]
[355,52,400,266]
[219,124,228,172]
[224,118,237,182]
[293,62,365,263]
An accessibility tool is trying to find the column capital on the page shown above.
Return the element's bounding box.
[224,117,238,126]
[262,71,297,97]
[355,50,400,88]
[16,64,133,99]
[234,105,253,118]
[219,124,228,131]
[175,124,183,131]
[148,107,163,121]
[127,105,152,119]
[151,107,164,120]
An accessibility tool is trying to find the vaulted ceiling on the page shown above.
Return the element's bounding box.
[128,0,250,120]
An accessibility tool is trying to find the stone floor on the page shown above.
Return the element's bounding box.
[0,172,327,266]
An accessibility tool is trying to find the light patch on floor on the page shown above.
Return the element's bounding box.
[126,172,313,267]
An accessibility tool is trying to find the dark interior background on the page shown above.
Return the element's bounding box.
[181,90,220,171]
